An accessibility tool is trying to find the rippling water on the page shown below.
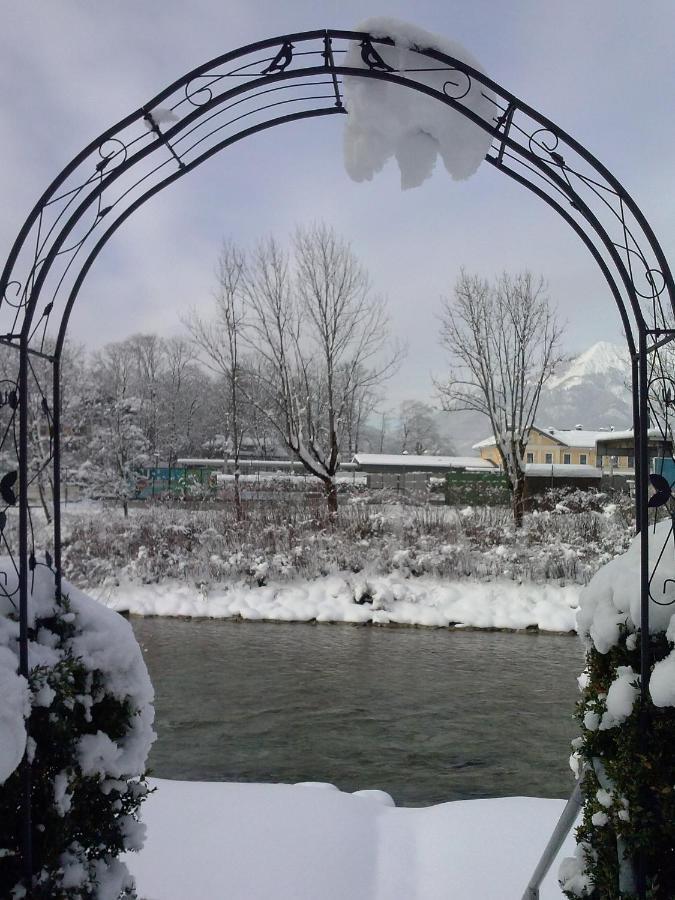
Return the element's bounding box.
[131,618,585,807]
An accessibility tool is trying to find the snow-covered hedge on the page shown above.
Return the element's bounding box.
[560,522,675,898]
[58,500,632,593]
[0,560,155,898]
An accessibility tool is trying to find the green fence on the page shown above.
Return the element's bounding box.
[444,470,511,506]
[135,467,216,499]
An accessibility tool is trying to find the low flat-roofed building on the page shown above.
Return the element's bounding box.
[595,428,670,470]
[352,453,496,474]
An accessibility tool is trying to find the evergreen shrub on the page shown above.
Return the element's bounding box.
[560,523,675,898]
[0,562,155,899]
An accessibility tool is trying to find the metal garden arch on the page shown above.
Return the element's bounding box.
[2,27,674,891]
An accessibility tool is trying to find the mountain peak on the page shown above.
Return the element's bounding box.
[547,341,629,391]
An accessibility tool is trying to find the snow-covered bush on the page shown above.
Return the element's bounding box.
[57,498,632,591]
[0,560,155,898]
[560,522,675,898]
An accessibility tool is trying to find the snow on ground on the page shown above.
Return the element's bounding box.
[126,779,572,900]
[100,574,579,632]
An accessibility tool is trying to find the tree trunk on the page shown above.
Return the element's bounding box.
[325,479,338,513]
[123,497,129,518]
[512,477,525,528]
[37,475,52,525]
[233,469,242,521]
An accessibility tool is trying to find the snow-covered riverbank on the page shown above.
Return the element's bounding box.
[99,574,580,632]
[126,778,573,899]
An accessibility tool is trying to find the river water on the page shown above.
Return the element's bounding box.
[131,618,585,807]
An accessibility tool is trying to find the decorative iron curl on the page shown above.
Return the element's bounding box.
[0,380,19,411]
[617,245,668,302]
[647,374,675,411]
[185,76,215,108]
[528,127,562,161]
[0,573,20,612]
[644,267,667,300]
[647,517,675,606]
[660,578,675,605]
[2,280,26,311]
[95,137,129,174]
[442,69,472,101]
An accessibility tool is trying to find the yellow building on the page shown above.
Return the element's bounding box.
[473,425,635,469]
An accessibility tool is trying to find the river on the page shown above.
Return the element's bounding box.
[131,618,585,807]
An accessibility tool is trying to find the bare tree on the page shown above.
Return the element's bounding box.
[244,224,403,511]
[398,400,442,455]
[126,333,163,457]
[159,336,210,466]
[437,270,564,526]
[82,341,150,517]
[184,241,247,518]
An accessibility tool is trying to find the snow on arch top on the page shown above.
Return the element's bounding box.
[343,18,496,189]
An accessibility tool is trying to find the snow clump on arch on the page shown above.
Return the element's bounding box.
[343,17,496,189]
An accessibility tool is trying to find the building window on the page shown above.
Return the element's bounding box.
[579,454,587,465]
[563,453,571,464]
[526,452,534,463]
[545,453,553,464]
[628,456,634,468]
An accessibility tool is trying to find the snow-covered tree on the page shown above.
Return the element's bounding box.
[157,336,212,464]
[437,270,563,525]
[398,400,444,455]
[80,342,150,516]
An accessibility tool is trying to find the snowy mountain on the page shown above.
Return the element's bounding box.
[446,341,633,455]
[542,341,632,430]
[547,341,630,395]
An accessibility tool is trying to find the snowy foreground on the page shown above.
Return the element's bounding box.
[126,779,573,900]
[101,575,580,632]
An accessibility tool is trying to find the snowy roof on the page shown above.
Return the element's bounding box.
[540,428,612,448]
[472,425,634,451]
[352,454,495,470]
[525,463,601,479]
[595,428,664,444]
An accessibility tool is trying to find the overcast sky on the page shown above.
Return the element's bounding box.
[1,0,674,404]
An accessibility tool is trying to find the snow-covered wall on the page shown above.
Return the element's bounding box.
[343,18,496,189]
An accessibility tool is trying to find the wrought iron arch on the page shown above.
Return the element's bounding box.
[2,28,674,888]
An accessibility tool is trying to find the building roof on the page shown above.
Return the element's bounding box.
[525,463,601,479]
[352,453,495,470]
[595,428,663,444]
[472,424,633,451]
